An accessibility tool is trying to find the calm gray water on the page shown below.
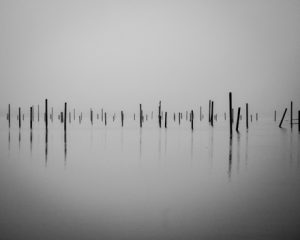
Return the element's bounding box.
[0,117,299,239]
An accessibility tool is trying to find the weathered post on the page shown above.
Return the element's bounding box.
[229,92,233,138]
[211,101,214,126]
[158,101,161,128]
[236,107,241,133]
[140,104,142,128]
[191,110,194,130]
[279,108,287,128]
[121,111,124,127]
[30,106,33,130]
[165,112,167,128]
[90,109,93,125]
[101,108,103,122]
[256,113,258,121]
[64,103,67,132]
[274,110,276,122]
[246,103,249,129]
[19,107,21,129]
[200,106,202,121]
[105,112,107,126]
[208,100,211,124]
[8,104,11,128]
[45,99,48,130]
[290,101,293,128]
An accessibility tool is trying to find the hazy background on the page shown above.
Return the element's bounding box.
[0,0,299,116]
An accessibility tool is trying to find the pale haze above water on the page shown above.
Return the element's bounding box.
[0,0,300,114]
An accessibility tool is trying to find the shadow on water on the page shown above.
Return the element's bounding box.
[228,136,233,181]
[18,130,21,152]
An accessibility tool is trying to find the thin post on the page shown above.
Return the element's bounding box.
[200,106,202,121]
[298,111,300,132]
[73,109,75,121]
[236,107,241,133]
[30,106,33,130]
[69,112,71,123]
[165,112,167,128]
[105,112,107,126]
[18,107,21,128]
[178,112,181,125]
[101,108,103,122]
[208,100,211,123]
[229,92,232,138]
[256,113,258,121]
[64,103,67,132]
[246,103,249,129]
[158,101,161,128]
[90,109,93,125]
[8,104,11,128]
[279,108,287,128]
[45,99,48,129]
[121,111,124,127]
[211,101,214,126]
[291,101,293,128]
[191,110,194,130]
[139,104,142,128]
[274,110,276,122]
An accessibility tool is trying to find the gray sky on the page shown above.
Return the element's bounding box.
[0,0,299,115]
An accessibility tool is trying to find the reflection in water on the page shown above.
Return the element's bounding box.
[228,137,233,180]
[298,134,300,168]
[8,130,10,151]
[245,131,249,169]
[158,128,161,163]
[121,128,124,152]
[18,130,21,151]
[45,130,48,167]
[30,130,33,155]
[237,133,241,174]
[164,129,167,157]
[64,131,67,166]
[209,128,214,170]
[139,128,142,162]
[190,130,194,164]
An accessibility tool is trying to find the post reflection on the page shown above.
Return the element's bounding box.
[30,130,33,154]
[139,128,142,163]
[18,130,21,151]
[245,131,249,169]
[228,136,233,180]
[64,131,67,166]
[237,133,241,174]
[209,128,214,170]
[45,130,48,167]
[8,130,10,151]
[190,130,194,164]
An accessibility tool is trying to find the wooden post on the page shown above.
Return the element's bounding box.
[256,113,258,121]
[274,110,276,122]
[101,108,103,122]
[139,104,142,128]
[290,101,293,128]
[158,101,161,128]
[64,103,67,132]
[105,112,107,126]
[121,111,124,127]
[211,101,214,126]
[298,111,300,132]
[73,109,75,121]
[165,112,167,128]
[236,107,241,133]
[18,107,21,128]
[69,112,71,123]
[30,106,33,130]
[61,112,63,123]
[191,110,194,130]
[178,112,181,125]
[246,103,249,129]
[208,100,211,123]
[8,104,11,128]
[200,106,202,121]
[279,108,287,128]
[90,109,93,125]
[229,92,232,138]
[45,99,48,129]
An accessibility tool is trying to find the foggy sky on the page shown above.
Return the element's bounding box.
[0,0,299,116]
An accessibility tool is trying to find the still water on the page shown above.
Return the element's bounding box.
[0,118,299,239]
